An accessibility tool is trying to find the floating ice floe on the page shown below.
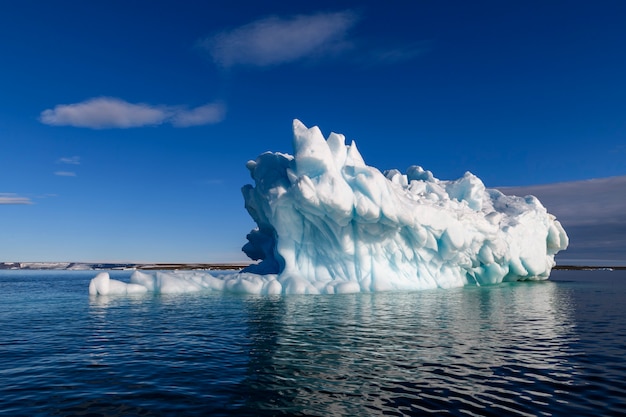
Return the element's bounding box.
[89,120,568,295]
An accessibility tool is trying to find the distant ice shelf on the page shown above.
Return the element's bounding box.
[90,120,568,295]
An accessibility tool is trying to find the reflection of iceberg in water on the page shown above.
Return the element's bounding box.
[89,120,567,295]
[236,281,579,415]
[84,271,585,414]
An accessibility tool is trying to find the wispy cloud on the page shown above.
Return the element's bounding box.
[170,103,226,127]
[200,179,224,185]
[200,11,358,68]
[500,176,626,264]
[199,10,426,69]
[54,171,76,177]
[40,97,226,129]
[0,193,32,205]
[57,156,80,165]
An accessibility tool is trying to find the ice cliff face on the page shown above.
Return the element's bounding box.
[240,120,568,293]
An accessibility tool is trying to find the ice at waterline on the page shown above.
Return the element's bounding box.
[90,120,568,296]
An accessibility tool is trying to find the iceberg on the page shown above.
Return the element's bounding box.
[89,120,568,295]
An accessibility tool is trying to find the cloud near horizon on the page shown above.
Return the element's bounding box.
[0,193,32,205]
[40,97,225,129]
[499,176,626,226]
[501,176,626,263]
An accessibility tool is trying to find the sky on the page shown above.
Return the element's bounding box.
[1,0,625,264]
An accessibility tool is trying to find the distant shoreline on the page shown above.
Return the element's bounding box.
[1,262,625,271]
[552,265,626,271]
[0,262,251,271]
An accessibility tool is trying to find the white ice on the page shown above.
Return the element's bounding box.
[89,120,568,296]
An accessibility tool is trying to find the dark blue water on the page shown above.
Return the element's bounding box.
[1,269,625,416]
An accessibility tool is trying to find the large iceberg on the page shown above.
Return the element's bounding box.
[89,120,568,295]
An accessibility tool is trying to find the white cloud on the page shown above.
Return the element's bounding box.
[58,156,81,165]
[199,10,428,69]
[40,97,168,128]
[0,194,32,205]
[200,11,358,68]
[40,97,226,129]
[54,171,76,177]
[171,102,226,127]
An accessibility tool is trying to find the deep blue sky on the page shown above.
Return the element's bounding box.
[1,1,625,263]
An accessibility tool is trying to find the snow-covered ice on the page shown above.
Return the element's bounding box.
[90,120,568,295]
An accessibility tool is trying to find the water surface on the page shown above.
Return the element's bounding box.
[0,269,624,416]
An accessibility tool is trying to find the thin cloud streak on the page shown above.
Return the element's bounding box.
[54,171,76,177]
[0,194,32,205]
[40,97,225,129]
[201,179,224,185]
[201,11,358,68]
[57,156,81,165]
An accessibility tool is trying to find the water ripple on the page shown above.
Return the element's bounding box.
[1,270,625,416]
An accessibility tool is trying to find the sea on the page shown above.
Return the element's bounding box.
[0,269,625,417]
